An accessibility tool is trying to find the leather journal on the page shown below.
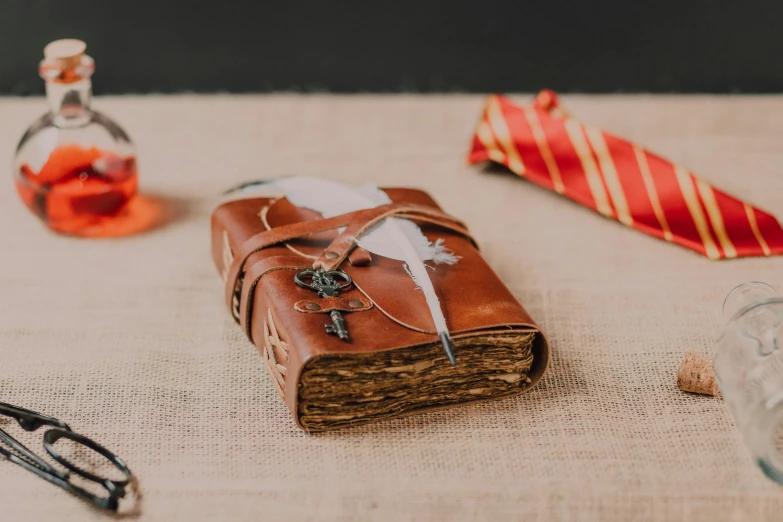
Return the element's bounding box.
[211,187,549,431]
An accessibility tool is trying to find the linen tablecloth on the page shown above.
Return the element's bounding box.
[0,93,782,521]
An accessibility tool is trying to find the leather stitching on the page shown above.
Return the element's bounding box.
[262,307,288,400]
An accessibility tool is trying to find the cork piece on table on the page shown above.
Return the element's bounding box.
[677,351,720,396]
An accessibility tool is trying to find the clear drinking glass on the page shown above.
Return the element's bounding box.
[11,39,138,236]
[713,281,783,483]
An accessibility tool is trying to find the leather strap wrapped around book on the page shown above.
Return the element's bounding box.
[312,207,472,271]
[239,255,310,340]
[224,201,475,316]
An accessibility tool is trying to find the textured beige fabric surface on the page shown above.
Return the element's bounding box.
[0,93,782,521]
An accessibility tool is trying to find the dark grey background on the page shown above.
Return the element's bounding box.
[1,1,780,95]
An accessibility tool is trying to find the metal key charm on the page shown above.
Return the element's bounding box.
[325,310,349,340]
[295,269,353,342]
[295,268,352,298]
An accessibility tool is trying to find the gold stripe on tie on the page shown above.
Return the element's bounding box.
[522,106,565,193]
[695,179,737,258]
[674,166,721,259]
[563,120,613,217]
[475,119,507,164]
[585,126,633,226]
[744,203,773,256]
[487,96,525,175]
[633,145,673,242]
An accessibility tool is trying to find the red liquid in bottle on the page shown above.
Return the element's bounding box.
[15,144,138,235]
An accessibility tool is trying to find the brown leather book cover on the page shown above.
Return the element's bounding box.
[211,187,549,431]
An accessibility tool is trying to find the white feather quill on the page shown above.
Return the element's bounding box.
[223,176,460,364]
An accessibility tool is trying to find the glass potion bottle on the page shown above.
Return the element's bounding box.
[12,39,138,236]
[713,281,783,483]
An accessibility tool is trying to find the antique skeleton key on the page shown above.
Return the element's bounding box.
[325,310,349,340]
[294,269,353,342]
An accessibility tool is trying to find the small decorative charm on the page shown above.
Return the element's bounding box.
[325,310,349,341]
[295,269,353,341]
[295,268,352,298]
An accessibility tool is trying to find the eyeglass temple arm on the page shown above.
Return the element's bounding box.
[0,403,70,431]
[0,428,68,480]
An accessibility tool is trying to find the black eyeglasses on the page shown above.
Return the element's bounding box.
[0,402,134,512]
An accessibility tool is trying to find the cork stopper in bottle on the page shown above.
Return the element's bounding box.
[43,39,87,70]
[677,351,720,396]
[40,39,94,83]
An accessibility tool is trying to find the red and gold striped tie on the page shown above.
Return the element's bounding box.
[467,90,783,259]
